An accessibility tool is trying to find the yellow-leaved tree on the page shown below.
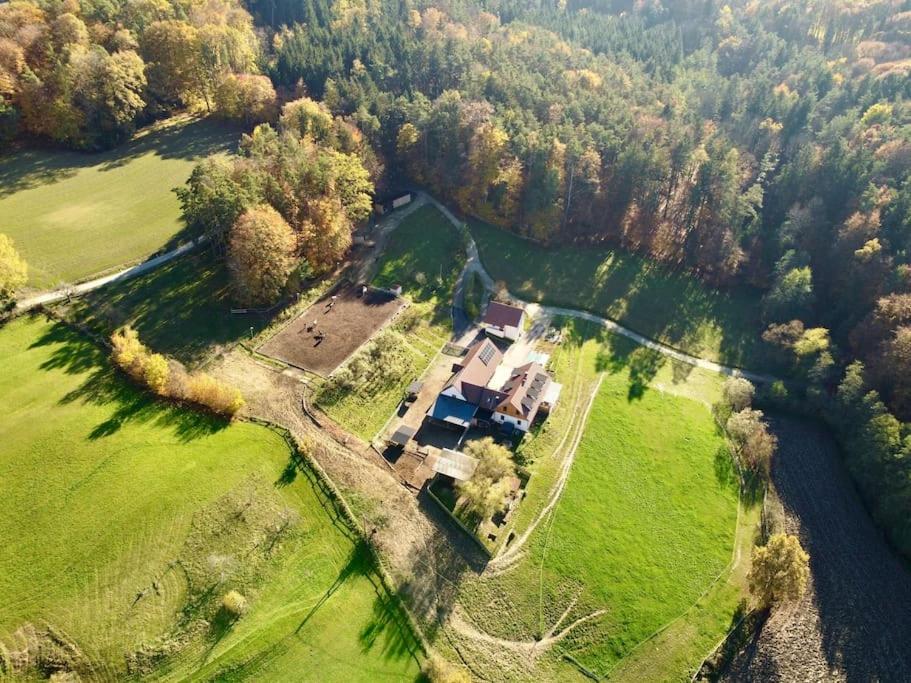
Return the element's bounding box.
[747,533,810,608]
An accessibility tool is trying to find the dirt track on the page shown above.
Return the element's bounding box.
[723,416,911,682]
[213,351,487,632]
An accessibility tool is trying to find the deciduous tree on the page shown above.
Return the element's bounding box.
[457,437,516,519]
[748,533,810,608]
[726,408,777,475]
[0,234,27,305]
[227,204,298,306]
[214,73,277,125]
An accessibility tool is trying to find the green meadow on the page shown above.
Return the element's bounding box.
[0,315,421,681]
[456,326,746,680]
[0,115,236,289]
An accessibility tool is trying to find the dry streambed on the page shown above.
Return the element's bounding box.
[723,416,911,681]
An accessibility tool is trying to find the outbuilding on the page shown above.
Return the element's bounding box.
[481,301,526,342]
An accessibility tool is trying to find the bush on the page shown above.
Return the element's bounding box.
[111,327,244,418]
[186,373,246,418]
[0,233,28,304]
[422,654,471,683]
[111,326,146,379]
[221,590,248,618]
[142,353,170,396]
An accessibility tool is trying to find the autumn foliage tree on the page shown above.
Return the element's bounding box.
[748,533,810,608]
[227,205,298,306]
[726,409,778,477]
[179,113,375,283]
[0,0,260,148]
[457,438,516,519]
[0,234,27,306]
[213,73,277,125]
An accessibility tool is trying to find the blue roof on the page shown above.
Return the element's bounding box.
[430,395,477,428]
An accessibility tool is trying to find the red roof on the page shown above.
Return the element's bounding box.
[482,301,525,329]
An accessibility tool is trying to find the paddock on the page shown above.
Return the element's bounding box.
[258,282,405,376]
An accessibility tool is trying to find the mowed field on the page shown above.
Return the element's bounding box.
[0,115,236,289]
[468,219,764,369]
[0,316,421,681]
[454,327,743,680]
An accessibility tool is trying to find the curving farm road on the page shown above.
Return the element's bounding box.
[430,195,777,385]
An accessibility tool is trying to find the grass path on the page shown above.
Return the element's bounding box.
[0,115,235,289]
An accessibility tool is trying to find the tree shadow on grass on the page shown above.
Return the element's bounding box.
[296,542,368,634]
[32,320,227,442]
[595,332,667,402]
[714,445,739,493]
[73,252,270,367]
[359,585,424,664]
[0,117,237,198]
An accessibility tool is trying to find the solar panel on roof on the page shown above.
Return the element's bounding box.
[479,344,496,365]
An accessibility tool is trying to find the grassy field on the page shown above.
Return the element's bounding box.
[67,251,265,367]
[0,115,236,289]
[319,204,464,439]
[467,219,764,369]
[0,315,421,681]
[454,325,744,680]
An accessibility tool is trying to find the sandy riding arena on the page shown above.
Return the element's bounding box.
[259,282,405,376]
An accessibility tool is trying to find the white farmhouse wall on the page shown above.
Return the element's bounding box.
[493,411,529,432]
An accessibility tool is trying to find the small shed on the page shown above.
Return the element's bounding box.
[388,424,417,447]
[430,448,479,482]
[406,380,423,400]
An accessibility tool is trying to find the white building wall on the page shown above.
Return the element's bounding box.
[493,411,529,432]
[503,324,521,341]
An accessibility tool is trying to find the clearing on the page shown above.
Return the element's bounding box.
[0,315,421,681]
[259,282,405,376]
[0,115,235,289]
[467,218,764,370]
[449,324,745,681]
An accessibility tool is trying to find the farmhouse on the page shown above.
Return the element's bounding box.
[429,338,561,434]
[481,301,525,342]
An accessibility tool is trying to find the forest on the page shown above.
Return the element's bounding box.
[2,0,910,557]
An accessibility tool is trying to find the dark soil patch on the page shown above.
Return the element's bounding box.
[258,282,404,376]
[722,416,911,681]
